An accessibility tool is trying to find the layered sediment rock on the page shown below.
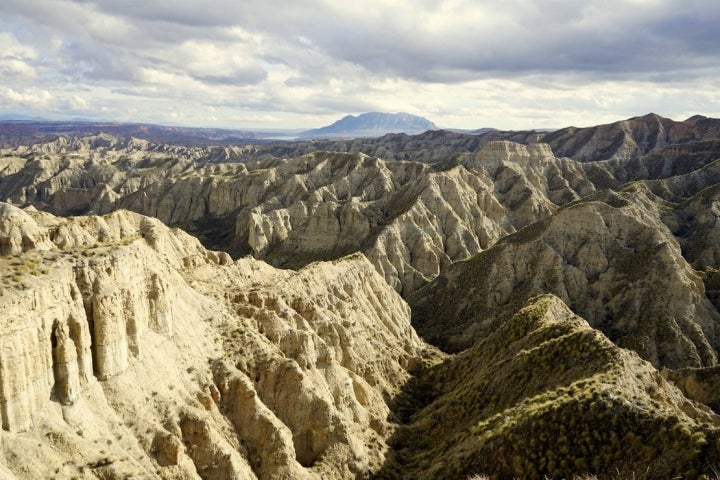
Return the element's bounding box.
[0,204,429,479]
[3,225,720,479]
[2,114,720,478]
[412,193,720,369]
[5,129,720,302]
[0,140,593,297]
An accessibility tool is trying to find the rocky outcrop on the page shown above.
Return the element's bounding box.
[2,142,587,296]
[411,193,720,369]
[0,204,54,254]
[0,204,430,479]
[664,366,720,413]
[0,265,91,431]
[539,113,720,162]
[364,142,591,293]
[0,208,207,433]
[199,252,427,478]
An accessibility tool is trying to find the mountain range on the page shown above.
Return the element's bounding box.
[0,112,441,147]
[0,120,258,148]
[2,113,720,478]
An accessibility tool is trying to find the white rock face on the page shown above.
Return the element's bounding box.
[0,204,431,479]
[11,135,713,301]
[0,268,87,431]
[0,139,599,297]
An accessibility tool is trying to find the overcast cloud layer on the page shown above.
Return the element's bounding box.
[1,0,719,129]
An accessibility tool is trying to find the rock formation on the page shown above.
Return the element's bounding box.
[0,139,588,297]
[0,204,430,479]
[538,113,720,162]
[381,295,720,479]
[4,123,720,302]
[2,204,720,478]
[2,114,720,478]
[411,191,720,369]
[138,112,720,164]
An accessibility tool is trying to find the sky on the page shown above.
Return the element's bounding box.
[1,0,719,131]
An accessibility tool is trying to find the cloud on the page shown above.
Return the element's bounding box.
[0,0,718,129]
[0,32,37,59]
[159,40,268,86]
[0,32,38,79]
[13,0,719,82]
[66,95,88,110]
[295,0,720,82]
[0,58,36,78]
[2,87,52,108]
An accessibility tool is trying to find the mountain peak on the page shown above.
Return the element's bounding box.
[299,112,437,139]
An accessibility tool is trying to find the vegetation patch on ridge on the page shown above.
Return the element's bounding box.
[379,296,720,479]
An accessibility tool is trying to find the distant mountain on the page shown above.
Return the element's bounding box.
[469,127,498,135]
[443,127,497,135]
[299,112,437,138]
[0,120,259,148]
[203,113,720,164]
[0,113,44,121]
[446,113,720,162]
[538,112,720,161]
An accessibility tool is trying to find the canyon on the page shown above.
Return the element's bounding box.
[2,113,720,478]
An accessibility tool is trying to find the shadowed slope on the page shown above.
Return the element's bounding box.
[379,295,720,479]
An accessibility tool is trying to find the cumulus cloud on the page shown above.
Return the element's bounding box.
[0,0,718,128]
[0,32,37,59]
[159,40,268,86]
[66,95,88,110]
[0,58,36,78]
[2,87,52,108]
[0,32,38,79]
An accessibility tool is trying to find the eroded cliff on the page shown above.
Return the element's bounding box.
[411,192,720,369]
[0,204,430,480]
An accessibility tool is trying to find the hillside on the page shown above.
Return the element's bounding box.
[410,192,720,368]
[381,295,720,479]
[2,205,720,478]
[3,132,720,300]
